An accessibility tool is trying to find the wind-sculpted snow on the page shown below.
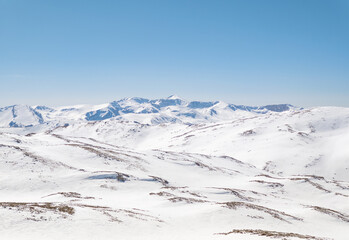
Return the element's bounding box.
[0,102,348,239]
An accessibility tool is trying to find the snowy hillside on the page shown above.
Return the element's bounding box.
[0,97,348,240]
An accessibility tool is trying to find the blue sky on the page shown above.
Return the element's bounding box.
[1,0,348,107]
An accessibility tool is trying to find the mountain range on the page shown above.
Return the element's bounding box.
[0,95,298,128]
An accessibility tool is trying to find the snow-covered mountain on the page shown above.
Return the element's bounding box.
[0,104,44,127]
[0,97,348,240]
[0,96,299,128]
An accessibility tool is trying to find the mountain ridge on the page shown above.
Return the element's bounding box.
[0,96,300,128]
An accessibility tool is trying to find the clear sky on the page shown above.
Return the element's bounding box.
[1,0,348,107]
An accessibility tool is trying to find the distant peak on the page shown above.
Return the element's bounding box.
[167,95,182,100]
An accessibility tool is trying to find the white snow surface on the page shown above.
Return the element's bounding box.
[0,98,348,240]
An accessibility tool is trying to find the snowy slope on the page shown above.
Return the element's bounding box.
[0,98,348,240]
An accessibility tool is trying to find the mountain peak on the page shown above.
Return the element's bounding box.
[167,94,183,100]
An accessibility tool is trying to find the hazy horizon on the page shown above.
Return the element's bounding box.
[1,94,348,109]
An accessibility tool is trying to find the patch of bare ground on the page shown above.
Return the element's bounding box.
[181,151,254,170]
[0,202,75,220]
[45,124,70,135]
[42,192,95,200]
[297,132,310,137]
[120,209,164,222]
[25,133,36,137]
[68,144,125,162]
[335,192,349,197]
[221,202,302,223]
[263,161,279,174]
[56,134,146,159]
[219,155,255,168]
[64,142,146,170]
[305,156,322,168]
[180,190,207,198]
[290,178,331,193]
[156,150,246,175]
[257,174,348,196]
[100,184,118,190]
[50,134,147,169]
[149,191,176,197]
[154,185,208,199]
[171,116,259,139]
[285,124,296,133]
[241,129,256,136]
[216,229,331,240]
[75,204,163,223]
[255,174,285,180]
[210,187,257,201]
[301,175,326,181]
[149,175,169,186]
[168,196,208,204]
[194,161,217,171]
[332,180,349,190]
[251,180,284,188]
[161,186,188,190]
[0,144,78,170]
[247,215,264,219]
[88,171,131,182]
[308,206,349,222]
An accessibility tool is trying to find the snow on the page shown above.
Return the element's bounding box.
[0,98,348,239]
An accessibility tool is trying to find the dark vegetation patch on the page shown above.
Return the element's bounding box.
[335,192,349,197]
[161,186,188,191]
[221,202,302,223]
[194,161,217,171]
[69,144,126,162]
[241,129,256,136]
[219,155,252,167]
[263,161,279,174]
[290,178,331,193]
[0,202,75,217]
[210,187,257,201]
[247,215,264,219]
[308,206,349,222]
[180,190,207,198]
[255,174,285,179]
[216,229,330,239]
[256,174,348,196]
[0,144,77,170]
[75,204,163,223]
[168,196,208,204]
[332,180,349,190]
[43,192,95,200]
[25,133,36,137]
[50,134,146,170]
[285,124,295,133]
[88,172,130,182]
[148,175,169,186]
[149,191,176,197]
[251,180,284,188]
[298,132,310,137]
